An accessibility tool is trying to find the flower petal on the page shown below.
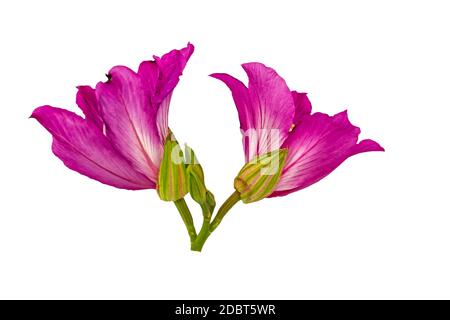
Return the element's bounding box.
[242,63,295,155]
[209,72,254,161]
[138,43,194,142]
[96,66,162,183]
[270,110,384,197]
[211,63,295,161]
[137,60,159,103]
[209,73,253,131]
[292,91,312,125]
[31,106,155,190]
[76,85,103,130]
[151,43,194,105]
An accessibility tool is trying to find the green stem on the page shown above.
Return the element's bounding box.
[210,191,241,233]
[190,191,241,252]
[191,203,212,252]
[173,198,197,244]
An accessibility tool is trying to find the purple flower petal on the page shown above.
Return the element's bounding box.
[270,110,384,197]
[31,106,154,190]
[151,43,194,105]
[292,91,312,125]
[138,43,194,142]
[211,62,295,162]
[137,60,159,102]
[209,73,253,130]
[242,63,296,157]
[76,85,103,130]
[209,72,254,160]
[96,66,162,183]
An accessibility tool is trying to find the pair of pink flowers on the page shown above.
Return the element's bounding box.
[32,44,383,251]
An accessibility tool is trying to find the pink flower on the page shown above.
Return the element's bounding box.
[31,44,194,190]
[211,62,384,199]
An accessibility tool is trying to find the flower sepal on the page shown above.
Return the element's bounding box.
[234,149,288,203]
[157,133,189,201]
[185,145,216,214]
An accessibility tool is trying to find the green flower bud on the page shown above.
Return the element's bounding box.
[205,190,216,213]
[157,133,188,201]
[234,149,288,203]
[187,164,207,204]
[185,145,208,203]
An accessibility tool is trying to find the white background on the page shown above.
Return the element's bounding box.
[0,0,449,299]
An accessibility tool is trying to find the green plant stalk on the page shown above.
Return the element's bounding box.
[190,203,211,252]
[173,198,197,245]
[210,191,240,233]
[191,191,241,252]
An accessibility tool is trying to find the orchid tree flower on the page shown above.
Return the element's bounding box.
[189,62,384,250]
[31,44,207,245]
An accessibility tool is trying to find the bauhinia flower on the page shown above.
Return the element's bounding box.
[31,44,202,243]
[194,62,384,249]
